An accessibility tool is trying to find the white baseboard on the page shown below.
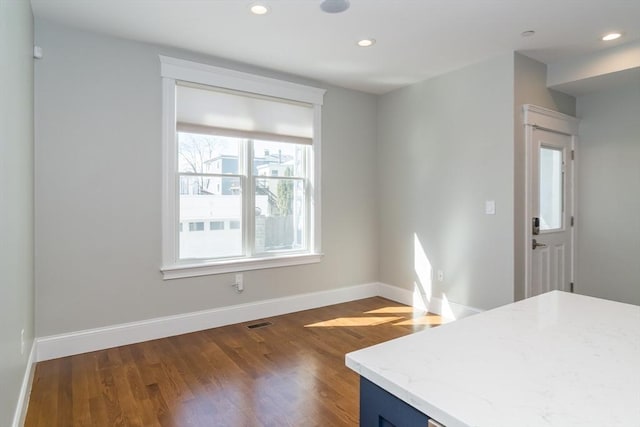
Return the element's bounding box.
[377,282,482,320]
[35,281,482,362]
[36,282,380,362]
[12,341,37,427]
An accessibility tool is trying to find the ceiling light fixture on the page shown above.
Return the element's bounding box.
[521,30,536,37]
[249,3,270,15]
[357,39,376,47]
[320,0,350,14]
[602,32,621,41]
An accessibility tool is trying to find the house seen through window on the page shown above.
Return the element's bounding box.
[177,133,308,259]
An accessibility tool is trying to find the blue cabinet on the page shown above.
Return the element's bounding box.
[359,376,431,427]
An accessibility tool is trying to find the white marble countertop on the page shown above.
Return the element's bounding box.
[346,291,640,427]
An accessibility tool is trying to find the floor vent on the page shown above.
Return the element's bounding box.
[247,321,272,329]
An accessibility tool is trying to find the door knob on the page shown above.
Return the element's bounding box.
[532,239,547,250]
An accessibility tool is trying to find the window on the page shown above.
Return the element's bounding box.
[189,222,205,232]
[160,56,325,279]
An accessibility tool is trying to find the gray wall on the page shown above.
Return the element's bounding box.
[513,53,576,300]
[576,82,640,305]
[34,20,378,336]
[0,0,35,424]
[34,16,635,345]
[377,54,515,311]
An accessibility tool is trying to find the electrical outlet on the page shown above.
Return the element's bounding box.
[20,329,25,355]
[234,273,244,293]
[485,200,496,215]
[437,270,444,282]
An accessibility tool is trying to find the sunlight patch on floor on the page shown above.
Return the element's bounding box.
[365,306,416,314]
[304,316,404,328]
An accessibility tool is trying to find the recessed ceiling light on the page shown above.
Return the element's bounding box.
[521,30,536,37]
[602,32,621,41]
[249,3,269,15]
[357,39,376,47]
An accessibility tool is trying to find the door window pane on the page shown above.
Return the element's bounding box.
[255,178,306,253]
[179,176,242,259]
[539,146,563,230]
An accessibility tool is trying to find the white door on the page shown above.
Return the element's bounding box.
[528,128,574,297]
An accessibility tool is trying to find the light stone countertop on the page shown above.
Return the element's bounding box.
[346,291,640,427]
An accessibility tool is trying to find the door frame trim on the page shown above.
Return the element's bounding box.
[522,105,579,298]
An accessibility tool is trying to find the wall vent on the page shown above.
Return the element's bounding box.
[246,321,272,329]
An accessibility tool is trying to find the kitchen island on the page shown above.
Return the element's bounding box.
[346,291,640,427]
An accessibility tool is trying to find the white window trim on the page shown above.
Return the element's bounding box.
[160,56,325,279]
[162,253,323,280]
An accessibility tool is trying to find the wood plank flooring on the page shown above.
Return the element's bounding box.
[25,297,442,427]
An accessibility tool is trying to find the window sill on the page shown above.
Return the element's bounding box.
[161,253,323,280]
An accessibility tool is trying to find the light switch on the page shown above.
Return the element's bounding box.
[485,200,496,215]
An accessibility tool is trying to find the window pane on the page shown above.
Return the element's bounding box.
[253,140,305,178]
[189,222,204,232]
[179,175,242,259]
[210,221,224,230]
[539,146,563,230]
[255,178,305,252]
[178,132,241,175]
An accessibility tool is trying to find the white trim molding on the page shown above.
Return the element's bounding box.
[162,253,323,279]
[523,104,579,135]
[35,282,483,362]
[37,283,379,361]
[159,56,325,105]
[12,341,37,427]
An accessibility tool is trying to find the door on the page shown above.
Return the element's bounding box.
[528,128,574,297]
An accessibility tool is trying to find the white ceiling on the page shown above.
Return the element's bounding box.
[30,0,640,94]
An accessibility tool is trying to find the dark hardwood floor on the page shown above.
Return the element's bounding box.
[24,297,442,426]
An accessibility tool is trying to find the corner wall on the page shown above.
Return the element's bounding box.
[377,54,515,311]
[0,1,35,425]
[34,19,379,336]
[575,82,640,305]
